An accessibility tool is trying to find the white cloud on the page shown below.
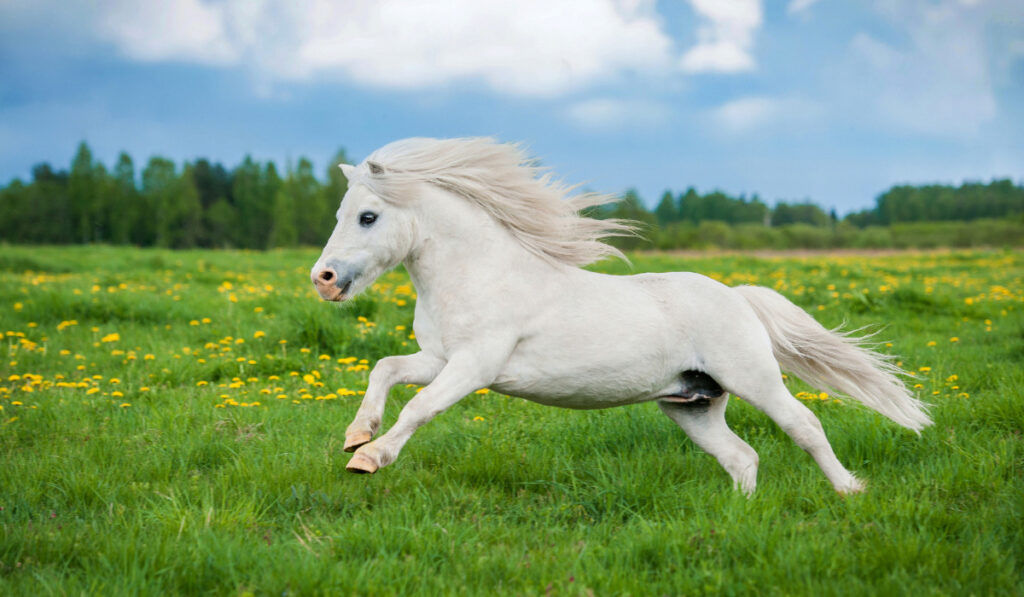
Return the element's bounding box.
[679,0,763,74]
[565,98,670,130]
[97,0,237,65]
[832,0,1022,137]
[709,95,821,134]
[787,0,821,15]
[75,0,675,97]
[710,96,777,132]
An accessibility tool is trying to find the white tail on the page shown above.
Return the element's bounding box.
[735,285,932,432]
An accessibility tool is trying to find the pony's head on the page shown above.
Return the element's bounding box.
[311,137,637,302]
[310,159,417,302]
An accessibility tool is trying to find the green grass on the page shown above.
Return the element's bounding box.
[1,245,1022,596]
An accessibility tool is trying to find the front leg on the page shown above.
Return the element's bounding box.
[347,345,511,474]
[344,352,446,452]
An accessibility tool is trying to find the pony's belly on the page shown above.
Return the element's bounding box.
[488,381,657,409]
[489,364,675,409]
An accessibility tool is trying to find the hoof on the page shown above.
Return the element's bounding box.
[836,476,866,495]
[344,430,373,453]
[346,453,379,474]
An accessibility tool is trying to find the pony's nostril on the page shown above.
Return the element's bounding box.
[317,269,335,284]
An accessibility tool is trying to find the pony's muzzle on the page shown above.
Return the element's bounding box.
[311,261,355,301]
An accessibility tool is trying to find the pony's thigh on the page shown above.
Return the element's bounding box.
[658,395,758,494]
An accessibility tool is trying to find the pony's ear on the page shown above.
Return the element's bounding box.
[339,164,356,181]
[366,160,385,176]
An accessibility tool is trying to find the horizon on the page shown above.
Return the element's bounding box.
[2,1,1023,214]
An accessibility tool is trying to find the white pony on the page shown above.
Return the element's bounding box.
[311,137,930,495]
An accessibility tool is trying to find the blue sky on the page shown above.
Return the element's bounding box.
[1,0,1022,213]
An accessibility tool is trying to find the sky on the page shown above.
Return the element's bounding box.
[1,0,1022,214]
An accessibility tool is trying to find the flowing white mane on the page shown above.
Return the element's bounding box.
[349,137,637,266]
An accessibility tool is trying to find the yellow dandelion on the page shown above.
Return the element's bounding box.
[254,331,266,339]
[473,416,485,422]
[101,333,120,343]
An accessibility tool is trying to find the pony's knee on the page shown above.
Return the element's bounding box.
[369,356,402,385]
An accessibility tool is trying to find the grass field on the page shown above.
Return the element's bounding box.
[1,245,1022,595]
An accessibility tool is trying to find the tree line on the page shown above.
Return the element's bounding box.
[1,141,1022,249]
[0,142,348,249]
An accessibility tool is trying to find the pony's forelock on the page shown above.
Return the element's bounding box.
[349,137,637,267]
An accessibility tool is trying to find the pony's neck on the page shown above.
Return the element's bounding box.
[402,185,549,299]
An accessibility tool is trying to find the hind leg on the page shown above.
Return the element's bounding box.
[728,374,864,494]
[659,395,759,495]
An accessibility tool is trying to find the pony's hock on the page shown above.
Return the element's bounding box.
[311,137,932,494]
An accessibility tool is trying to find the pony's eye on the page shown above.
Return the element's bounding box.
[359,211,378,227]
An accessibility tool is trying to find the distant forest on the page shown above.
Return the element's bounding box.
[1,142,1022,250]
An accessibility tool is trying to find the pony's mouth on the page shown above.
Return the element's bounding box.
[319,279,352,302]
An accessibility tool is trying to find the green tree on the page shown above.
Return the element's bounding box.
[232,157,265,249]
[203,199,239,248]
[144,158,201,248]
[654,190,679,225]
[109,153,137,244]
[321,149,350,240]
[289,157,330,246]
[269,188,298,248]
[772,202,829,227]
[69,142,107,243]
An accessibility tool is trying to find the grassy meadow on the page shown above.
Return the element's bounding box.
[1,245,1022,595]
